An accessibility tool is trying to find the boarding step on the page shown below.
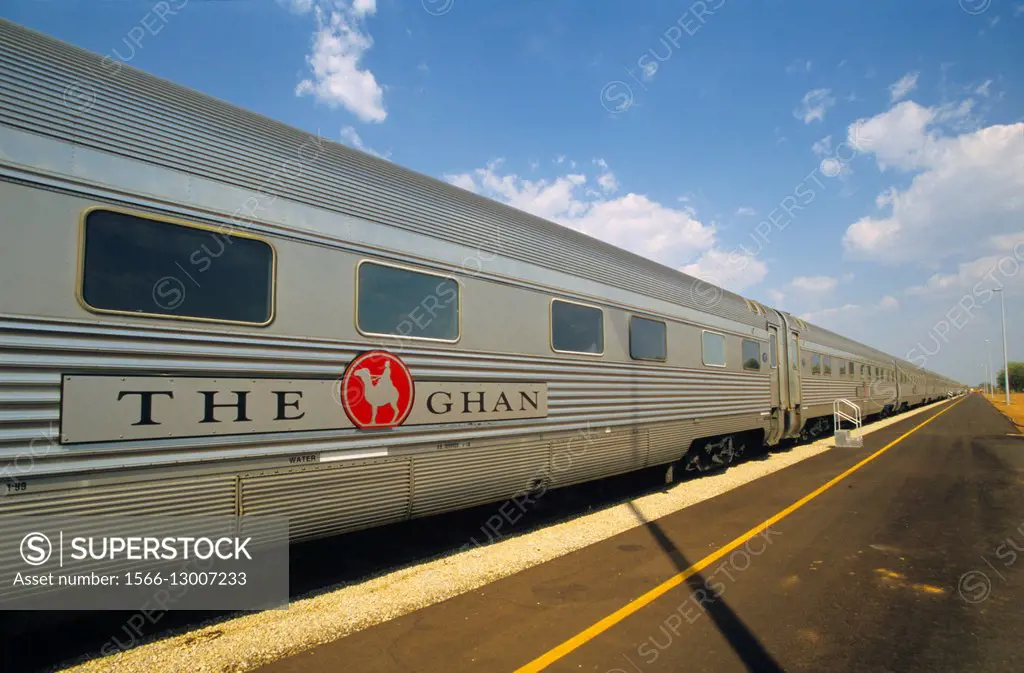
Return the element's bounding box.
[833,428,863,448]
[833,398,863,448]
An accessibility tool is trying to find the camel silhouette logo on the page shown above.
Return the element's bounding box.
[339,350,415,429]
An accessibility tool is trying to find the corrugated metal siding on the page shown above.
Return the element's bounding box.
[0,473,236,516]
[411,437,549,517]
[0,317,773,477]
[239,460,410,542]
[547,427,649,488]
[0,19,760,327]
[801,378,863,408]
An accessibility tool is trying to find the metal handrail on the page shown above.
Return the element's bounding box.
[833,398,862,436]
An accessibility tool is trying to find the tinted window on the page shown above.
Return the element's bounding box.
[82,209,274,324]
[552,300,603,354]
[839,360,846,376]
[702,331,726,367]
[630,316,667,361]
[742,339,761,371]
[358,262,459,340]
[823,355,832,376]
[811,353,822,375]
[769,333,778,368]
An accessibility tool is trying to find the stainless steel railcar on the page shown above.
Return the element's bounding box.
[0,20,959,540]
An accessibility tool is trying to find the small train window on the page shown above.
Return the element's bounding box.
[769,333,777,368]
[839,360,846,376]
[823,355,832,376]
[80,208,274,324]
[702,331,726,367]
[551,300,604,354]
[742,339,760,371]
[357,261,460,341]
[811,353,821,375]
[629,316,667,361]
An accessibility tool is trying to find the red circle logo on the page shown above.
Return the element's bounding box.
[340,350,415,429]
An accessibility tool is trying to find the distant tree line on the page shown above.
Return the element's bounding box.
[996,362,1024,393]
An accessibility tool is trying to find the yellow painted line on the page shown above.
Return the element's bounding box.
[515,397,965,673]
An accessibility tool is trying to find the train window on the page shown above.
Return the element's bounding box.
[742,339,761,371]
[551,300,604,354]
[81,209,275,324]
[357,261,459,341]
[789,334,799,372]
[702,331,726,367]
[860,364,866,377]
[629,316,666,361]
[769,333,778,368]
[839,360,846,376]
[811,353,821,375]
[823,355,832,376]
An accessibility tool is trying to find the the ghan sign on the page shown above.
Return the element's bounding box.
[60,367,548,444]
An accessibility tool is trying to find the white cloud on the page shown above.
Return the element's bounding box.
[339,125,390,159]
[735,206,756,216]
[443,159,767,292]
[888,71,919,102]
[786,59,812,74]
[295,1,386,123]
[791,275,838,293]
[277,0,314,13]
[879,295,899,309]
[800,295,898,324]
[842,100,1024,263]
[593,158,619,194]
[974,80,993,97]
[681,249,769,293]
[794,88,836,124]
[811,135,833,156]
[906,232,1024,295]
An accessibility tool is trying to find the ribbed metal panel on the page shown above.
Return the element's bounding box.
[411,438,549,518]
[239,460,410,541]
[547,427,649,488]
[0,19,761,327]
[0,474,236,516]
[0,477,235,603]
[0,317,774,477]
[800,378,863,408]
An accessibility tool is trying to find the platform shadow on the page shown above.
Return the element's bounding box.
[626,501,784,673]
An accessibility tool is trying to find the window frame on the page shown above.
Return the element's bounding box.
[77,205,278,327]
[355,258,462,344]
[628,314,668,362]
[741,338,762,372]
[550,298,605,356]
[701,330,727,368]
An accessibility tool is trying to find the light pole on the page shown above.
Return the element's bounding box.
[987,338,994,397]
[996,288,1011,405]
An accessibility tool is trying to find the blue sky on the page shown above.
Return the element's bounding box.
[3,0,1023,384]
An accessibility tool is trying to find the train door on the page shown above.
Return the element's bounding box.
[766,323,787,444]
[775,311,802,438]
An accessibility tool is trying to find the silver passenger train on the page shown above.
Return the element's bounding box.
[0,21,960,541]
